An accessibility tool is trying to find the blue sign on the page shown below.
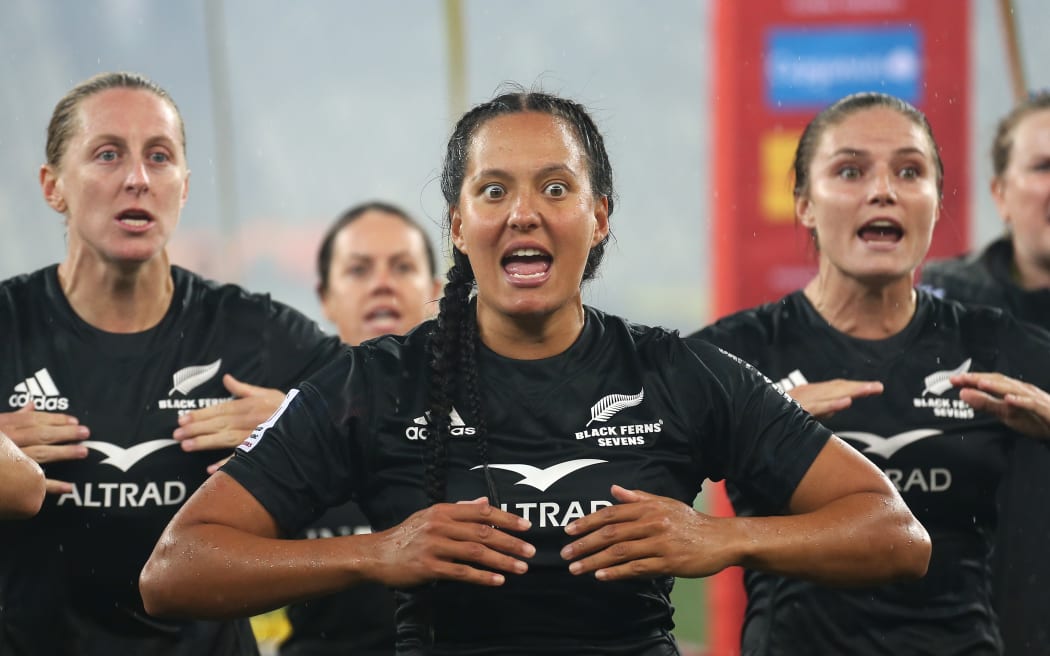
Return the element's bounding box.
[765,26,922,110]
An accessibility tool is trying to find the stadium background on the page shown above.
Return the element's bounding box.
[1,1,1048,653]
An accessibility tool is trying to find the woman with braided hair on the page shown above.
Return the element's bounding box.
[142,89,930,655]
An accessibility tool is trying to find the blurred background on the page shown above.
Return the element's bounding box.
[1,1,1047,652]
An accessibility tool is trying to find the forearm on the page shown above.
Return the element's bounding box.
[0,435,45,519]
[141,522,380,619]
[733,491,930,586]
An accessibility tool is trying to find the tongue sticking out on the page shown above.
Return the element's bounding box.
[504,256,551,277]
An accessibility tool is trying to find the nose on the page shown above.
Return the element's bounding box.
[868,167,897,205]
[369,265,395,295]
[507,191,540,232]
[124,159,150,195]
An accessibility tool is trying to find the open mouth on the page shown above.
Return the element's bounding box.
[501,247,552,280]
[116,209,155,228]
[857,219,903,243]
[365,307,402,322]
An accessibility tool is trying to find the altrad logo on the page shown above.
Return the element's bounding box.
[473,459,607,492]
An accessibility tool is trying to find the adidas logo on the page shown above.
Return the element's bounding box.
[405,407,475,440]
[776,369,808,393]
[413,407,465,427]
[8,368,70,411]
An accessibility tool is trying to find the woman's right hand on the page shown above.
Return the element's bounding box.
[787,379,884,419]
[0,405,90,493]
[368,498,535,587]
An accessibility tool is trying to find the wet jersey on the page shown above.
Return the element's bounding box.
[224,306,833,656]
[0,265,343,656]
[280,501,396,656]
[922,237,1050,655]
[693,289,1050,655]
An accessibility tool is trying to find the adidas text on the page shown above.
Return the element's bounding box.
[8,393,69,411]
[404,425,476,440]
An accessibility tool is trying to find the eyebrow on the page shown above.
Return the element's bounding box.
[472,163,579,181]
[87,134,179,149]
[346,250,416,261]
[829,146,928,159]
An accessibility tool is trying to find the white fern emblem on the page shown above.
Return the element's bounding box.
[922,358,972,396]
[168,359,223,396]
[586,389,644,426]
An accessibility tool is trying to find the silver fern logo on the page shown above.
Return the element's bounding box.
[168,359,223,396]
[586,389,644,427]
[922,358,971,396]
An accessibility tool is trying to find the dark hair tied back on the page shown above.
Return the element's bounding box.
[424,87,616,505]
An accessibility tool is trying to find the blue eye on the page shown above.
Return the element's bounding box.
[838,166,861,180]
[149,152,170,164]
[98,150,118,162]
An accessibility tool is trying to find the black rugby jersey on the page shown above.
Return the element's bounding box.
[0,265,343,656]
[922,238,1050,655]
[693,289,1050,656]
[224,306,833,656]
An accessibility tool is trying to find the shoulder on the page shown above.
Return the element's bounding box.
[0,265,55,299]
[172,265,275,312]
[583,306,688,364]
[688,294,799,356]
[920,238,1010,302]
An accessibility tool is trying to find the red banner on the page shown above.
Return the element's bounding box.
[708,0,970,653]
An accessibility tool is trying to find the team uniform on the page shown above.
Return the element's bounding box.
[0,265,343,656]
[922,237,1050,655]
[224,306,833,656]
[280,501,396,656]
[692,289,1050,655]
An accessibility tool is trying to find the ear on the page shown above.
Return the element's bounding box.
[318,287,340,327]
[796,195,816,229]
[591,196,610,247]
[990,176,1009,227]
[450,206,467,253]
[180,169,191,208]
[40,164,67,214]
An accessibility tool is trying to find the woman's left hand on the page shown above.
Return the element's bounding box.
[952,372,1050,439]
[560,485,738,581]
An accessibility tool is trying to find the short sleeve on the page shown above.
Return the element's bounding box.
[684,339,832,513]
[996,314,1050,391]
[263,299,346,389]
[223,351,365,535]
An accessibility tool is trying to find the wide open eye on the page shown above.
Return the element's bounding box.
[545,182,567,198]
[482,183,505,200]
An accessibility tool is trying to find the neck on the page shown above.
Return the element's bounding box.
[1013,251,1050,291]
[57,252,174,333]
[803,264,916,339]
[475,296,586,360]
